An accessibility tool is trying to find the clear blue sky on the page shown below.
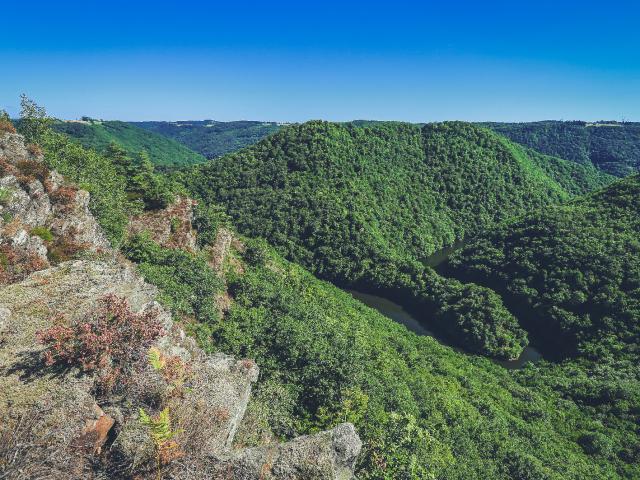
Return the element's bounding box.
[2,0,639,122]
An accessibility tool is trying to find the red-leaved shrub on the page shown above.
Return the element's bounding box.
[37,294,164,392]
[0,244,49,285]
[26,143,43,157]
[49,185,78,212]
[0,119,16,134]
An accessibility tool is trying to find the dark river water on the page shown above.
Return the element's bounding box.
[348,290,542,370]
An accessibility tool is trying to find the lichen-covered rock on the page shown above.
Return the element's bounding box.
[0,132,40,163]
[218,423,362,480]
[0,175,52,227]
[0,133,109,254]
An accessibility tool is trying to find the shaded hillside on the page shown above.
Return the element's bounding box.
[133,120,283,159]
[52,119,206,166]
[483,121,640,177]
[448,174,640,362]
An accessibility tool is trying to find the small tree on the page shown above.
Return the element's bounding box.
[130,151,174,210]
[18,94,52,143]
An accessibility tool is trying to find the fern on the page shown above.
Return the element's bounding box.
[148,347,165,371]
[139,407,179,444]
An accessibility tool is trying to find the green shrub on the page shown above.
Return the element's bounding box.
[192,202,230,247]
[30,226,54,242]
[122,234,222,326]
[242,238,268,267]
[0,188,11,206]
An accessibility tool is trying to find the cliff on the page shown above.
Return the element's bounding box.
[0,132,361,479]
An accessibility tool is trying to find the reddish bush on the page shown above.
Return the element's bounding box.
[0,156,18,177]
[15,159,49,184]
[37,294,164,392]
[50,185,77,204]
[0,244,49,285]
[26,143,43,157]
[47,236,88,264]
[0,119,16,134]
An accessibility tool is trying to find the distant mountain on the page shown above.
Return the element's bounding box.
[482,121,640,177]
[52,119,206,167]
[131,120,284,159]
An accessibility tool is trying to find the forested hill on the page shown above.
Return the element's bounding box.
[448,174,640,362]
[52,119,206,166]
[182,121,613,359]
[7,105,638,479]
[132,120,283,159]
[184,120,612,286]
[482,121,640,177]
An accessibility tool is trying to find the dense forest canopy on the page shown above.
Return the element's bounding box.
[52,119,207,167]
[132,120,283,159]
[447,174,640,363]
[184,121,611,283]
[483,121,640,177]
[181,120,613,357]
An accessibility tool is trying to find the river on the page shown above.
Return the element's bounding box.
[349,290,542,370]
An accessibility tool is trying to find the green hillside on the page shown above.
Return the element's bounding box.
[448,174,640,362]
[132,120,283,159]
[483,121,640,177]
[52,119,206,166]
[16,108,639,479]
[120,230,639,480]
[185,121,610,283]
[183,121,613,358]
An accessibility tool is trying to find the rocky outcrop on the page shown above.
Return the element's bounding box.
[0,132,109,282]
[0,131,361,479]
[128,196,197,250]
[0,260,361,479]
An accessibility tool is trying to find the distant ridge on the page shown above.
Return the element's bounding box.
[52,119,207,167]
[132,120,283,159]
[482,120,640,176]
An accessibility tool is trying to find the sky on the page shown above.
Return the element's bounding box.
[1,0,639,122]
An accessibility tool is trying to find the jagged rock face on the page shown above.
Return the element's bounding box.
[0,132,109,275]
[0,131,34,162]
[128,196,197,250]
[0,131,361,479]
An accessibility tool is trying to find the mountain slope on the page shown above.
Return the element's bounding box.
[7,112,638,479]
[122,214,639,480]
[52,119,206,166]
[132,120,283,159]
[185,121,611,285]
[182,121,613,358]
[483,121,640,177]
[447,174,640,361]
